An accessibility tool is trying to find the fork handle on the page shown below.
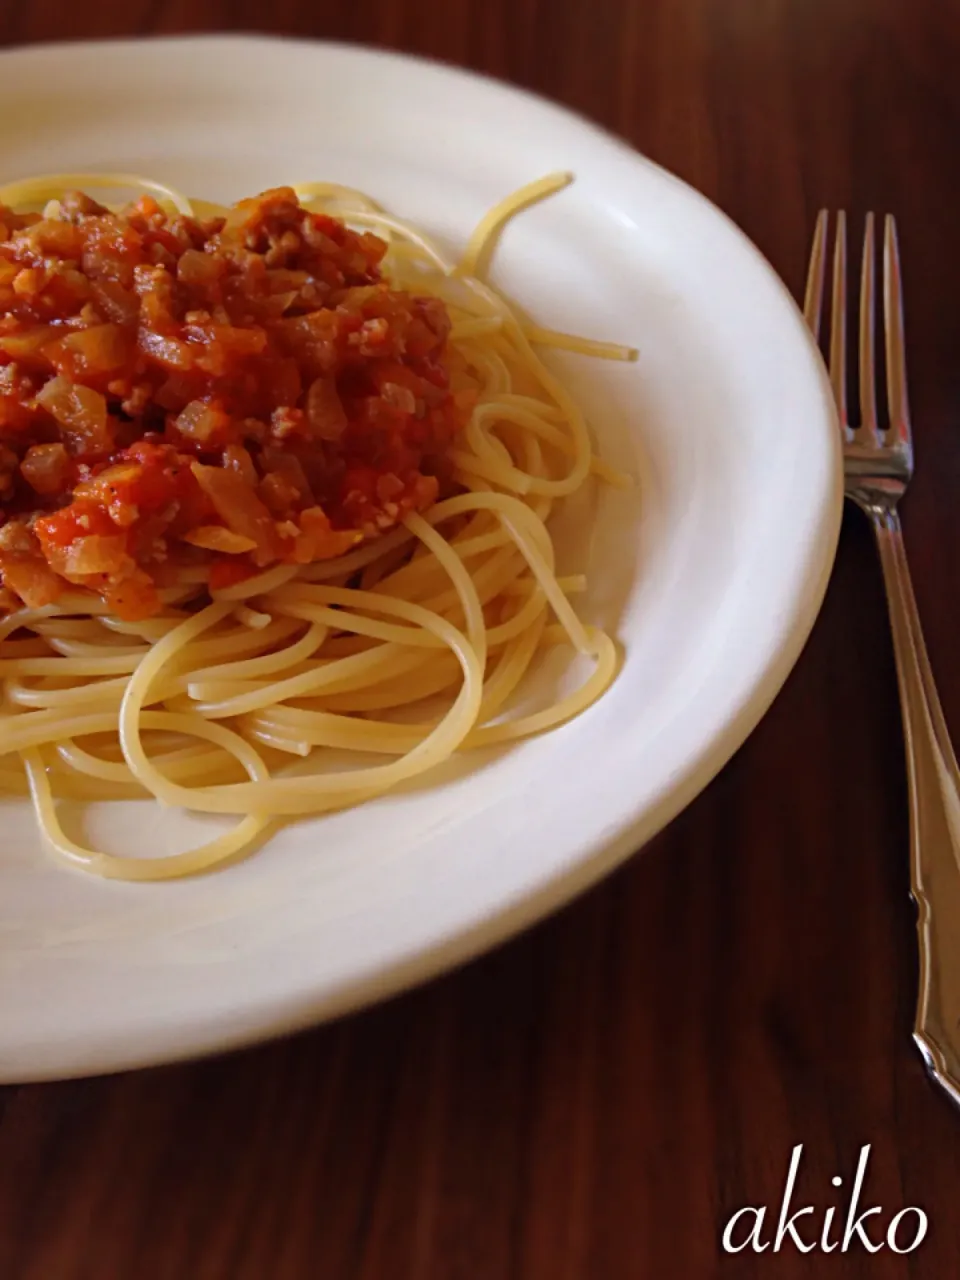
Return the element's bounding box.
[865,497,960,1106]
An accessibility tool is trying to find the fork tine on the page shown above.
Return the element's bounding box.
[830,211,848,428]
[884,215,912,446]
[804,210,828,338]
[858,213,879,437]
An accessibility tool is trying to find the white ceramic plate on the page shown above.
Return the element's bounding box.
[0,35,841,1081]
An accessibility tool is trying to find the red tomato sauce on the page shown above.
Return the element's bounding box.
[0,187,473,619]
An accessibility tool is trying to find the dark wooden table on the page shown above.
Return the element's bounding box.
[2,1,960,1276]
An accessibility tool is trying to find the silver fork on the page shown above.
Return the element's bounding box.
[806,211,960,1109]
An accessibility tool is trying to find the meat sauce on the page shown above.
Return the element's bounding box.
[0,187,473,619]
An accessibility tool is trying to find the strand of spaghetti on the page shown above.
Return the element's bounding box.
[516,432,551,503]
[326,209,453,273]
[5,675,130,710]
[313,633,380,659]
[44,637,148,659]
[269,569,489,650]
[249,657,458,725]
[501,515,594,656]
[466,628,618,746]
[465,281,596,494]
[301,524,416,583]
[360,541,416,591]
[5,524,586,752]
[178,642,417,720]
[117,599,232,769]
[494,393,565,422]
[310,545,527,651]
[257,607,548,751]
[59,737,189,780]
[463,399,571,482]
[469,573,584,643]
[291,182,384,213]
[52,742,140,784]
[373,528,510,599]
[448,447,532,494]
[451,316,503,341]
[28,768,144,804]
[0,749,128,797]
[57,736,160,778]
[424,490,556,568]
[256,602,443,650]
[3,708,142,754]
[36,592,111,615]
[416,545,528,628]
[302,578,493,639]
[219,646,432,705]
[455,172,573,279]
[0,615,304,691]
[0,606,59,642]
[183,622,327,697]
[32,618,114,640]
[307,658,463,715]
[474,604,549,724]
[435,489,593,654]
[369,508,517,599]
[129,637,479,814]
[156,584,207,606]
[389,494,552,604]
[554,574,589,594]
[201,582,491,715]
[0,172,194,215]
[380,546,526,625]
[248,594,548,750]
[289,515,493,715]
[459,342,512,397]
[455,413,574,496]
[335,521,489,666]
[241,727,310,757]
[464,414,518,479]
[478,398,578,462]
[520,325,638,362]
[483,582,552,647]
[23,728,273,880]
[301,492,513,588]
[118,525,486,815]
[245,709,426,756]
[98,614,190,641]
[208,562,300,602]
[56,739,244,787]
[170,616,304,664]
[272,551,553,715]
[0,651,144,677]
[479,397,632,488]
[233,606,272,630]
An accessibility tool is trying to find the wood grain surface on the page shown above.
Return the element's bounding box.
[2,0,960,1276]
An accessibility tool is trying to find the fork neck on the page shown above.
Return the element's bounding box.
[848,483,904,523]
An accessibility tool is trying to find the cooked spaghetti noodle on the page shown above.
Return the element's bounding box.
[0,172,634,879]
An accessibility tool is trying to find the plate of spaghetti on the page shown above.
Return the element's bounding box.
[0,36,841,1080]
